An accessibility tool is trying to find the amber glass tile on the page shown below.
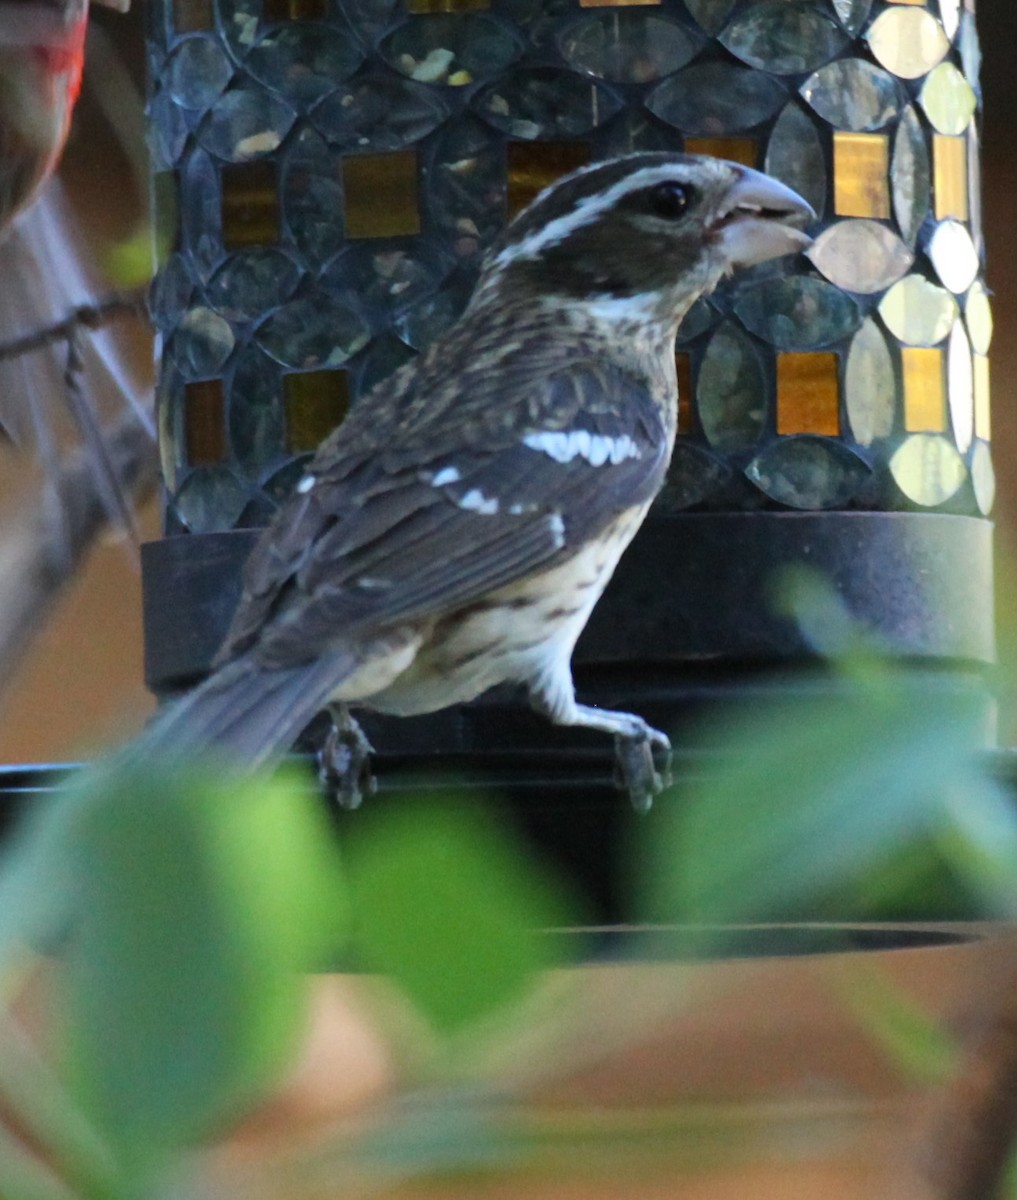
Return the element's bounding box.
[776,353,841,436]
[285,370,351,453]
[222,161,279,250]
[342,152,420,239]
[833,133,890,219]
[933,134,969,221]
[173,0,213,31]
[507,141,591,218]
[974,353,990,440]
[185,379,227,466]
[902,347,946,432]
[684,138,758,169]
[263,0,328,16]
[407,0,490,10]
[675,351,693,435]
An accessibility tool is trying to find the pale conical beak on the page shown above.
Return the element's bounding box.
[713,165,815,268]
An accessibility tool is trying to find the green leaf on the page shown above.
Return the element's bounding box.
[61,763,347,1181]
[345,798,579,1035]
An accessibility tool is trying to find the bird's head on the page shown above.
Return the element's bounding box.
[474,152,814,332]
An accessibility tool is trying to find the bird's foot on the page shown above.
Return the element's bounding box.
[318,706,376,810]
[613,723,672,814]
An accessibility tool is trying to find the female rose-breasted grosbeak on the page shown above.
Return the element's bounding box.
[139,153,813,809]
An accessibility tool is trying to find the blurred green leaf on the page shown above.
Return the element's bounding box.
[61,763,347,1182]
[345,798,580,1035]
[104,228,155,288]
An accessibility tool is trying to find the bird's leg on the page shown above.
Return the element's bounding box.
[318,704,376,810]
[529,663,671,813]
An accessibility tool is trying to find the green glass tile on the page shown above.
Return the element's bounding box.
[971,440,995,516]
[920,62,977,135]
[745,437,871,509]
[866,8,950,80]
[256,294,370,369]
[964,280,993,355]
[656,443,733,513]
[683,0,735,36]
[229,347,285,477]
[382,14,521,87]
[247,24,365,106]
[845,318,896,446]
[697,322,766,453]
[889,434,966,506]
[174,466,249,533]
[196,85,296,162]
[313,74,449,151]
[720,1,847,76]
[172,308,235,377]
[472,68,622,138]
[766,103,826,218]
[879,275,958,346]
[165,36,233,110]
[394,282,472,351]
[426,117,505,261]
[281,127,343,265]
[646,62,787,135]
[807,219,913,294]
[320,243,450,316]
[675,297,717,346]
[892,106,931,247]
[734,277,862,351]
[800,59,902,132]
[208,249,302,322]
[559,12,701,83]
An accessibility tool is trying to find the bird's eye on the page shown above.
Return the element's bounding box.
[644,181,694,221]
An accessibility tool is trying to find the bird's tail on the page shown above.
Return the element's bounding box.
[127,649,359,773]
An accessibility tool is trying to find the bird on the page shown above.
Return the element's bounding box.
[135,152,814,811]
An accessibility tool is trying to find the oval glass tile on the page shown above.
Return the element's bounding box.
[734,277,862,350]
[171,308,235,377]
[939,0,961,43]
[684,0,736,37]
[807,220,913,294]
[256,295,370,369]
[866,9,950,80]
[845,318,896,446]
[697,323,767,453]
[229,346,285,477]
[832,0,873,36]
[646,62,786,135]
[971,441,995,516]
[165,36,233,109]
[313,74,448,150]
[173,466,249,534]
[321,242,451,315]
[675,297,717,345]
[800,59,901,132]
[965,280,993,355]
[889,434,966,506]
[892,106,931,247]
[472,68,622,139]
[948,320,974,454]
[247,24,364,105]
[879,275,958,346]
[381,15,521,87]
[765,103,826,218]
[208,249,302,321]
[196,85,296,162]
[745,437,871,510]
[657,443,733,512]
[928,220,980,294]
[559,12,702,84]
[959,13,981,90]
[720,1,847,76]
[920,62,977,136]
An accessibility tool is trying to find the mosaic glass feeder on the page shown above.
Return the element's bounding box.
[144,0,994,868]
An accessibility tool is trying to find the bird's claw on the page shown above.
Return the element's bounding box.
[318,708,376,810]
[613,726,672,814]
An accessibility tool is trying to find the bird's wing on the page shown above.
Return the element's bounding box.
[223,358,671,669]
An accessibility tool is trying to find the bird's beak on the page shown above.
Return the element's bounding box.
[713,166,815,268]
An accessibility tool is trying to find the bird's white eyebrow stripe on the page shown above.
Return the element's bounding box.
[522,430,643,466]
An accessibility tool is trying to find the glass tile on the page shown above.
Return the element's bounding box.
[971,440,994,516]
[208,249,302,321]
[559,12,700,83]
[720,2,847,76]
[745,437,871,509]
[892,106,931,246]
[675,351,693,435]
[866,8,950,80]
[263,459,314,506]
[807,220,913,294]
[263,0,328,17]
[889,434,966,507]
[598,108,677,158]
[928,220,980,293]
[284,370,351,453]
[833,133,890,219]
[172,308,235,378]
[230,347,284,477]
[902,346,946,432]
[196,85,297,163]
[967,125,983,257]
[734,277,862,351]
[394,282,472,351]
[185,379,226,466]
[247,25,365,106]
[472,68,622,139]
[281,128,344,264]
[148,89,190,172]
[382,15,521,87]
[845,318,896,445]
[832,0,874,35]
[165,36,233,110]
[355,334,418,399]
[765,103,826,219]
[920,62,977,135]
[965,280,993,354]
[947,320,974,453]
[959,12,981,89]
[408,0,491,10]
[776,352,840,436]
[646,62,786,136]
[800,59,902,132]
[174,466,249,534]
[150,253,192,333]
[683,0,736,37]
[427,117,505,260]
[181,149,221,280]
[173,0,212,32]
[221,160,279,249]
[507,141,591,218]
[973,353,990,440]
[675,297,716,345]
[657,443,732,513]
[684,138,757,168]
[320,243,451,316]
[313,74,449,151]
[879,275,957,346]
[256,295,371,369]
[933,134,968,221]
[335,0,400,39]
[341,151,421,238]
[579,0,661,6]
[939,0,961,41]
[697,322,766,453]
[152,170,181,262]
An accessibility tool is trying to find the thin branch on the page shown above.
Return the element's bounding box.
[0,290,147,366]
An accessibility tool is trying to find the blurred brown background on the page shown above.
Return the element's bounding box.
[0,3,1014,765]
